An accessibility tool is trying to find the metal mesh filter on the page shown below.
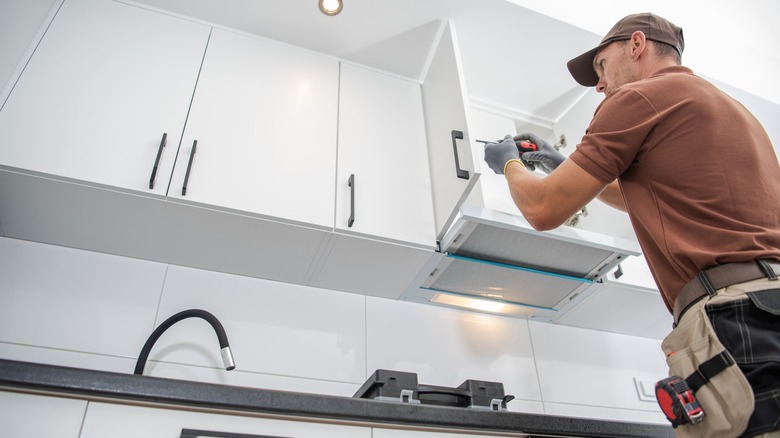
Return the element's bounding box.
[427,257,588,309]
[451,223,615,278]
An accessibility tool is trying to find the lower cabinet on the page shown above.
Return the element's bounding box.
[0,391,87,438]
[0,392,522,438]
[78,401,514,438]
[79,402,370,438]
[373,429,513,438]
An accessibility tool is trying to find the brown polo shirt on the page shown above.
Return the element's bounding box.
[569,66,780,312]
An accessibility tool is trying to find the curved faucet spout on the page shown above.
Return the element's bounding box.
[134,309,235,375]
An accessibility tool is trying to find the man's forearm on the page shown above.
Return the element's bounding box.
[504,159,608,231]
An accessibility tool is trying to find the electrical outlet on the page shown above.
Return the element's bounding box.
[634,377,658,402]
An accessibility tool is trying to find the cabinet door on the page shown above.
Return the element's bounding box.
[80,402,371,438]
[336,63,434,246]
[168,28,339,228]
[0,0,210,196]
[373,429,498,438]
[422,21,481,241]
[0,391,87,438]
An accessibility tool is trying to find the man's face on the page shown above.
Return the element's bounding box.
[593,41,635,95]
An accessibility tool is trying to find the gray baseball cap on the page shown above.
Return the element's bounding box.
[567,13,684,87]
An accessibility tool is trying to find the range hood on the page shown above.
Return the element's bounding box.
[402,205,641,321]
[405,20,641,320]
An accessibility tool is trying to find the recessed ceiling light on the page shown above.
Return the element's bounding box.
[319,0,343,16]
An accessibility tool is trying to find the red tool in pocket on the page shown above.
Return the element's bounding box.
[655,376,705,427]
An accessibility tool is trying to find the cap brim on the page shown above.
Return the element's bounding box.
[566,46,600,87]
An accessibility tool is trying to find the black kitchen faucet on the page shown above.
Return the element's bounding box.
[134,309,235,375]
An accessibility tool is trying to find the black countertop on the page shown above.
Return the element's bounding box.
[0,359,673,438]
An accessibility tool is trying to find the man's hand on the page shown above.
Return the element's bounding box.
[515,132,566,174]
[484,135,521,174]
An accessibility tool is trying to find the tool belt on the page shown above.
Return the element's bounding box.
[673,260,780,327]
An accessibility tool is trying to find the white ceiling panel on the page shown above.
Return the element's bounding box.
[127,0,600,122]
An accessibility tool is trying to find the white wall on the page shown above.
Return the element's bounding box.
[0,237,669,424]
[507,0,780,107]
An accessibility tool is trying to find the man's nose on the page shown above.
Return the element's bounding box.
[596,79,607,94]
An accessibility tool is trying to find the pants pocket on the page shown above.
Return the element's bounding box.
[744,389,780,436]
[707,290,780,363]
[707,289,780,437]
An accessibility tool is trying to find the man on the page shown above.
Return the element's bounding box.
[484,13,780,438]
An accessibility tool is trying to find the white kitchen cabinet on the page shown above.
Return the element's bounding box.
[336,63,434,246]
[0,0,210,196]
[307,233,436,299]
[79,402,371,438]
[168,28,339,228]
[0,391,87,438]
[467,108,564,214]
[373,429,509,438]
[303,63,437,300]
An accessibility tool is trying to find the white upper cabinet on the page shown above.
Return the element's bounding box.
[169,28,339,228]
[336,63,434,246]
[0,0,210,196]
[422,21,481,242]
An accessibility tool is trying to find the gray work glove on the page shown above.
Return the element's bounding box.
[514,132,565,174]
[484,135,521,175]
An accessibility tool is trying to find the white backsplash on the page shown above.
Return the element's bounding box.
[0,236,668,424]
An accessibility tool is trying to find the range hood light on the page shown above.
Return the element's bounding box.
[430,292,544,317]
[319,0,343,15]
[431,293,506,313]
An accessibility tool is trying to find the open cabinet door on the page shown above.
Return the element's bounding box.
[405,21,642,322]
[422,21,481,243]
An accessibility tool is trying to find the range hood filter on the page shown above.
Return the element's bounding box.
[424,255,591,309]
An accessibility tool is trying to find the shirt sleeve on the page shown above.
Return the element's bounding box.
[569,88,660,184]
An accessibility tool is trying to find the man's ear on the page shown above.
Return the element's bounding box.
[629,30,647,60]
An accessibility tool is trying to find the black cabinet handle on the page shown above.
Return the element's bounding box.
[348,173,355,227]
[181,140,197,196]
[181,429,287,438]
[450,130,470,180]
[149,133,167,189]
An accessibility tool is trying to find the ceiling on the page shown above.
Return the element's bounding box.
[129,0,601,126]
[130,0,779,147]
